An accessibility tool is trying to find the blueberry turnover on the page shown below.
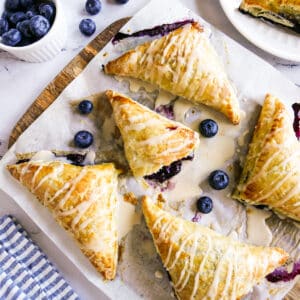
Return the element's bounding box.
[233,94,300,222]
[104,22,241,124]
[7,160,121,280]
[106,90,200,182]
[142,196,288,300]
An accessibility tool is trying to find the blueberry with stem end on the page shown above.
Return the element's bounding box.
[2,28,22,46]
[2,11,13,21]
[78,100,93,114]
[209,170,229,190]
[29,15,50,38]
[0,18,9,36]
[79,18,96,36]
[85,0,101,15]
[25,10,36,19]
[199,119,218,138]
[74,131,94,148]
[196,196,213,214]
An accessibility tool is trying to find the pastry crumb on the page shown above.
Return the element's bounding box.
[123,192,138,205]
[154,270,163,279]
[157,194,166,208]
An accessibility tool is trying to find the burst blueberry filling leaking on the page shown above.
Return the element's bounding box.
[266,261,300,283]
[112,19,194,44]
[16,152,88,166]
[155,104,175,120]
[292,103,300,140]
[144,153,194,183]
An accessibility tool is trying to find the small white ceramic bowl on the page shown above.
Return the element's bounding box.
[0,0,67,62]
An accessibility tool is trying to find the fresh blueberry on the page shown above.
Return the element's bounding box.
[199,119,218,138]
[16,19,32,37]
[2,11,13,21]
[2,28,22,46]
[29,15,50,38]
[85,0,101,15]
[0,18,9,36]
[39,3,55,22]
[196,196,213,214]
[115,0,129,4]
[16,36,33,46]
[74,131,94,148]
[25,10,36,19]
[78,100,94,114]
[79,19,96,36]
[20,0,33,8]
[9,11,26,25]
[209,170,229,190]
[5,0,21,11]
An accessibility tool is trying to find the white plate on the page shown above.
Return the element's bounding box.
[219,0,300,62]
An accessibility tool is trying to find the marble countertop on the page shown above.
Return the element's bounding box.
[0,0,299,299]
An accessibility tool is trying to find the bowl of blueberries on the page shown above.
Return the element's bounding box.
[0,0,67,62]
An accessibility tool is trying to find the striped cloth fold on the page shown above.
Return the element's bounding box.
[0,215,80,300]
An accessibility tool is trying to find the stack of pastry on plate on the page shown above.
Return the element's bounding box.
[6,22,299,299]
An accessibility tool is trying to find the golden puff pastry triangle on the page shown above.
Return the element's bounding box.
[233,94,300,222]
[7,160,121,280]
[105,22,241,124]
[106,90,200,179]
[142,196,288,300]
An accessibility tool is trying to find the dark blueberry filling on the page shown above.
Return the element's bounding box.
[16,159,30,164]
[144,153,194,183]
[145,160,182,183]
[181,152,194,161]
[292,103,300,140]
[266,261,300,283]
[112,19,194,44]
[16,153,87,166]
[65,153,86,166]
[155,104,174,120]
[255,204,268,210]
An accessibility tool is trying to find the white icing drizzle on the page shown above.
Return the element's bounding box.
[57,168,88,209]
[205,247,230,299]
[133,23,237,113]
[190,234,211,299]
[33,163,64,193]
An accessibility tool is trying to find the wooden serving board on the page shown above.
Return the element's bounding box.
[8,18,299,300]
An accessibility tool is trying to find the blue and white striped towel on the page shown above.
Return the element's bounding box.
[0,215,80,300]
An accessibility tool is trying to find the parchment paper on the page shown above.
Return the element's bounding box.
[0,0,299,299]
